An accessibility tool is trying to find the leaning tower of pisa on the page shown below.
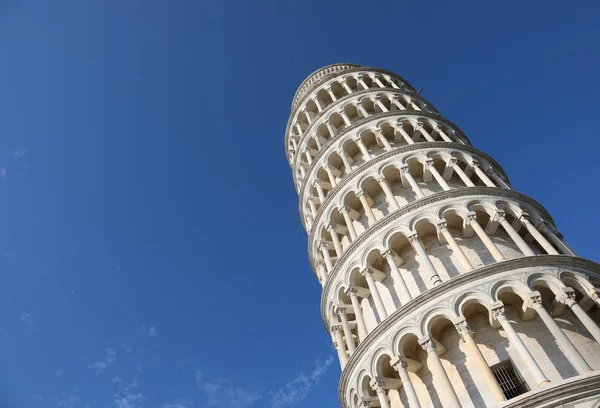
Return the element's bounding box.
[284,64,600,408]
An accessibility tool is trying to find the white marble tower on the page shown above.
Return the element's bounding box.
[285,64,600,407]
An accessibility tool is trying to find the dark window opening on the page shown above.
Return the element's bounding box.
[491,360,529,399]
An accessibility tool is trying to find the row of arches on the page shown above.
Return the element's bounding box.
[289,69,413,145]
[288,91,439,164]
[292,66,413,110]
[320,198,575,357]
[294,116,469,190]
[343,270,600,408]
[305,150,510,253]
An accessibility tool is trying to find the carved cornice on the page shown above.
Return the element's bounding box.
[299,142,509,225]
[311,187,554,280]
[337,255,600,406]
[287,89,440,168]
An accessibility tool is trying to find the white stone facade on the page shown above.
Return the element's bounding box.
[285,64,600,408]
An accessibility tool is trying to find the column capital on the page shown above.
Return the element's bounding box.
[400,165,410,175]
[390,356,409,371]
[519,212,531,222]
[433,122,445,131]
[339,206,350,215]
[407,233,420,244]
[589,288,600,301]
[360,266,372,277]
[558,287,577,306]
[356,189,366,198]
[315,259,324,267]
[418,336,437,353]
[465,212,478,224]
[369,379,387,392]
[447,157,458,166]
[345,287,358,297]
[353,135,364,143]
[470,159,481,168]
[424,158,434,167]
[330,324,342,333]
[318,240,329,250]
[454,319,472,336]
[492,210,506,223]
[335,306,346,316]
[527,291,543,309]
[414,121,424,130]
[376,175,387,184]
[326,223,336,232]
[382,249,395,261]
[436,221,448,233]
[491,303,506,320]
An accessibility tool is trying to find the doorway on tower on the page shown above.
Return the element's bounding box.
[491,359,529,400]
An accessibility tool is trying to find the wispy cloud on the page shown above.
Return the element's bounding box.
[270,356,333,408]
[195,371,262,408]
[0,167,6,181]
[52,395,80,408]
[113,392,143,408]
[163,404,190,408]
[20,312,33,326]
[141,325,158,337]
[89,348,116,374]
[56,370,63,378]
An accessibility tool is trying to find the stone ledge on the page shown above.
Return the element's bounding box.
[497,372,600,407]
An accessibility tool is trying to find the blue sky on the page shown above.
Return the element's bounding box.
[0,1,599,407]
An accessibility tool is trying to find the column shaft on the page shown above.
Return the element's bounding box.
[384,251,412,304]
[362,269,388,319]
[532,302,592,374]
[494,309,550,387]
[410,235,442,286]
[456,322,506,402]
[347,289,368,341]
[468,217,505,261]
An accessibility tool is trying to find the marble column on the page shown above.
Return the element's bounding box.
[377,176,400,211]
[495,212,535,256]
[327,223,343,257]
[346,287,368,341]
[560,288,600,344]
[419,337,462,408]
[383,249,412,304]
[437,221,473,272]
[400,166,425,198]
[409,233,442,286]
[455,320,506,403]
[519,214,559,255]
[370,380,391,408]
[528,293,592,374]
[340,207,358,240]
[357,190,377,225]
[425,159,451,191]
[391,357,421,408]
[466,213,505,262]
[361,267,388,319]
[491,304,550,387]
[336,307,356,353]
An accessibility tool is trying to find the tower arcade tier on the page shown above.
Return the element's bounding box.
[285,64,600,408]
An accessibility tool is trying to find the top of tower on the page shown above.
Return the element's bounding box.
[291,63,361,111]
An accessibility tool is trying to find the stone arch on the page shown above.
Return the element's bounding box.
[526,272,564,296]
[421,306,459,338]
[455,290,494,317]
[371,346,395,378]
